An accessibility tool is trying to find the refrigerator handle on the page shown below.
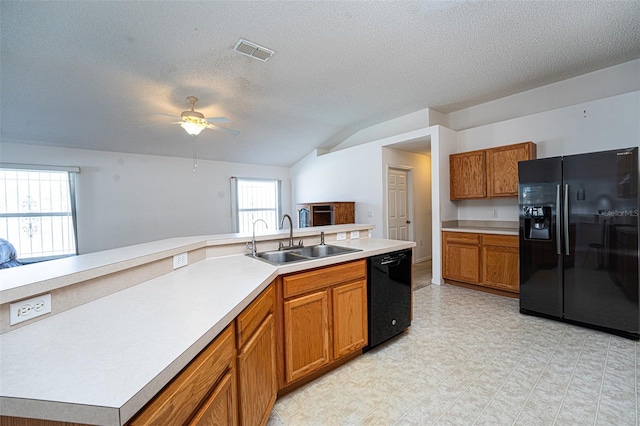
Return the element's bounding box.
[556,184,562,255]
[564,183,570,256]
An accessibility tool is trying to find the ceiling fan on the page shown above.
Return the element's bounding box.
[153,96,239,136]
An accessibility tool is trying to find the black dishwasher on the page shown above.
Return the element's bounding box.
[365,249,412,351]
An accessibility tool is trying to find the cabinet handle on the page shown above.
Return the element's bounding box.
[564,184,570,256]
[556,184,561,255]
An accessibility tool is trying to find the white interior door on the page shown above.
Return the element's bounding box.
[387,168,409,240]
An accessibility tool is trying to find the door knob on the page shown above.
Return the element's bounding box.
[406,220,411,224]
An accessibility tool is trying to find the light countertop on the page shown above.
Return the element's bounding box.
[0,237,414,425]
[441,226,519,236]
[0,224,375,304]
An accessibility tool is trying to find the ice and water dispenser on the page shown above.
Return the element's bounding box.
[523,206,552,240]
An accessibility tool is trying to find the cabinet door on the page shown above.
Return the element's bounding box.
[486,142,535,197]
[189,370,237,426]
[332,280,367,359]
[237,314,277,426]
[450,151,486,200]
[283,291,330,384]
[481,235,520,292]
[129,326,236,426]
[442,233,480,283]
[333,202,355,225]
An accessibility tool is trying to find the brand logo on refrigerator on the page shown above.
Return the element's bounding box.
[617,151,633,156]
[599,209,639,217]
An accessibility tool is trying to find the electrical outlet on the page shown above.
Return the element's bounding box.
[173,252,188,269]
[10,293,52,325]
[491,209,498,218]
[336,232,347,241]
[350,230,360,239]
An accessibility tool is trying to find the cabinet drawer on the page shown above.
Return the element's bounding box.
[236,284,274,348]
[129,325,236,426]
[443,232,480,245]
[283,260,366,298]
[481,234,518,248]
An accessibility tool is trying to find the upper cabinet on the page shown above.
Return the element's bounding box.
[450,141,536,200]
[486,142,537,197]
[449,150,487,200]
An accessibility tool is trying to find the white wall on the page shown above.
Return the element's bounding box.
[381,148,432,262]
[447,59,640,131]
[454,90,640,222]
[291,143,383,232]
[331,108,440,152]
[0,142,291,254]
[291,126,442,266]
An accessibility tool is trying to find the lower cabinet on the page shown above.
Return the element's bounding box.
[190,370,236,425]
[279,260,367,388]
[481,235,519,293]
[128,324,238,425]
[283,290,330,383]
[442,232,481,283]
[235,285,277,426]
[332,280,368,359]
[443,231,519,293]
[128,283,278,426]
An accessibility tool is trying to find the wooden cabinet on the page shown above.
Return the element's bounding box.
[481,235,519,292]
[283,290,330,383]
[486,142,537,197]
[443,231,519,293]
[450,142,536,200]
[128,324,237,426]
[450,150,486,200]
[297,202,355,227]
[332,280,368,359]
[235,284,277,426]
[442,232,481,283]
[278,260,367,387]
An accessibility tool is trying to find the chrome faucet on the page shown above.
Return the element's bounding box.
[279,214,294,250]
[247,219,268,256]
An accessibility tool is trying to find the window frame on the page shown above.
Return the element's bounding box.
[0,163,80,262]
[230,177,282,234]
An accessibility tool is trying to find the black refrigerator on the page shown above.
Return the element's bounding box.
[518,147,639,339]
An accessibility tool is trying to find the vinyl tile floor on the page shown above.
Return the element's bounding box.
[267,282,639,425]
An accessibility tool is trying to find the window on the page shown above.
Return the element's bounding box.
[0,165,79,261]
[231,177,281,233]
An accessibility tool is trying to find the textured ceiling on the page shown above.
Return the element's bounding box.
[1,1,639,167]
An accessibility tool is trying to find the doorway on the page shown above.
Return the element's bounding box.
[387,167,411,241]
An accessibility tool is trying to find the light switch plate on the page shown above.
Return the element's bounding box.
[336,232,347,241]
[10,293,52,325]
[350,231,360,239]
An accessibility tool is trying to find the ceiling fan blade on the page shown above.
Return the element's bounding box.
[154,112,181,119]
[139,122,180,128]
[206,123,240,135]
[204,116,230,124]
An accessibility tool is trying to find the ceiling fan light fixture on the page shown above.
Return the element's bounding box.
[180,116,207,136]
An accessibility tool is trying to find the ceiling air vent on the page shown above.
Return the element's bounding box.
[234,39,275,62]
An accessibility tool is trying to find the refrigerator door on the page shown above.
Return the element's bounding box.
[563,147,639,335]
[519,157,563,318]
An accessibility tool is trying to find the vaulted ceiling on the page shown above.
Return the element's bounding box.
[1,1,639,166]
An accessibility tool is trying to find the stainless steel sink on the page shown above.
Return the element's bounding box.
[249,244,361,265]
[255,250,307,264]
[294,244,358,258]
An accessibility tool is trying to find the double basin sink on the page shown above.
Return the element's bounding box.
[249,244,362,265]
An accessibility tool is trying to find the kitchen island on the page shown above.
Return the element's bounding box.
[0,225,414,425]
